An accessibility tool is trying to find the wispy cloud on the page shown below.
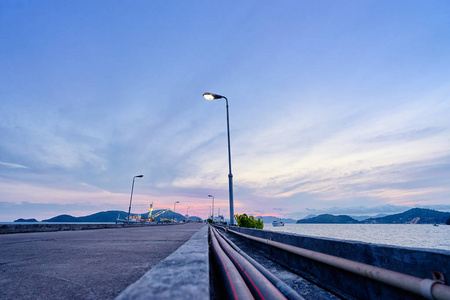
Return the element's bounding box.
[0,162,28,169]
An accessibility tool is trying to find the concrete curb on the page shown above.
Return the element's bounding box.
[116,225,209,300]
[0,223,180,234]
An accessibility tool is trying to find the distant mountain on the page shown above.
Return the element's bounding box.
[42,214,79,222]
[296,214,359,224]
[362,208,450,224]
[78,211,126,222]
[295,208,450,224]
[41,210,186,223]
[257,216,297,224]
[14,218,38,223]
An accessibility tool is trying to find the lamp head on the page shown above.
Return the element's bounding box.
[136,175,144,178]
[203,92,225,101]
[208,194,213,198]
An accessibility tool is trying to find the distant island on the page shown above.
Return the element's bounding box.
[297,214,359,224]
[296,208,450,224]
[14,218,38,223]
[14,210,187,223]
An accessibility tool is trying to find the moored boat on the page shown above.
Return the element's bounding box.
[272,220,284,227]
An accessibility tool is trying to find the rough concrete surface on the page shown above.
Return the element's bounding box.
[116,225,209,300]
[0,222,205,300]
[0,223,155,234]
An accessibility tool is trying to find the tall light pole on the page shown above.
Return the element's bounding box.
[203,92,235,225]
[208,194,214,220]
[174,201,179,213]
[128,175,144,223]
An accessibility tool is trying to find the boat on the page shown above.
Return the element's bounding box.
[272,220,284,227]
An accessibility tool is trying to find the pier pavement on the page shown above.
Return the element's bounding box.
[0,222,205,300]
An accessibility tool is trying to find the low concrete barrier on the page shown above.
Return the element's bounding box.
[116,225,209,300]
[230,226,450,299]
[0,222,176,234]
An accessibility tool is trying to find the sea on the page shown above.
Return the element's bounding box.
[263,223,450,251]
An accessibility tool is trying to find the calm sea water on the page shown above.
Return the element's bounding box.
[263,223,450,251]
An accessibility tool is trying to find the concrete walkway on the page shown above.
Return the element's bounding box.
[0,222,205,300]
[117,225,209,300]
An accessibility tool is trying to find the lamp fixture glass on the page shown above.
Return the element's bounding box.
[203,92,225,101]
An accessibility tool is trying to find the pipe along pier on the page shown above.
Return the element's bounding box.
[210,225,450,300]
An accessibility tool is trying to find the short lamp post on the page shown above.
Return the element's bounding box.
[186,206,190,221]
[208,194,214,220]
[203,92,235,225]
[128,175,144,223]
[174,201,179,213]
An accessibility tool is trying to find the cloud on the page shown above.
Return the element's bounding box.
[272,208,285,211]
[0,162,28,169]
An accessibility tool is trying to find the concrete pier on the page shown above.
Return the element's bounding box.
[0,222,163,234]
[0,222,205,300]
[117,225,209,299]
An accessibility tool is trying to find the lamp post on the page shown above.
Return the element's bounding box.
[185,206,190,221]
[203,92,235,225]
[174,201,179,213]
[127,175,144,223]
[208,194,214,220]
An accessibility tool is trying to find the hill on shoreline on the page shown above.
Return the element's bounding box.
[297,214,359,224]
[362,208,450,224]
[14,210,187,223]
[296,208,450,224]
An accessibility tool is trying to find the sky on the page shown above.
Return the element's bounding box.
[1,1,450,222]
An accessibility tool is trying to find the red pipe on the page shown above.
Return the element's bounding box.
[215,227,304,300]
[209,227,254,300]
[212,227,286,300]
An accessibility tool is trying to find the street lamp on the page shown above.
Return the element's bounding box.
[203,92,235,225]
[127,175,144,223]
[208,194,214,220]
[174,201,179,213]
[186,206,190,221]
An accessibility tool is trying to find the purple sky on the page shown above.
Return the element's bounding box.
[1,1,450,221]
